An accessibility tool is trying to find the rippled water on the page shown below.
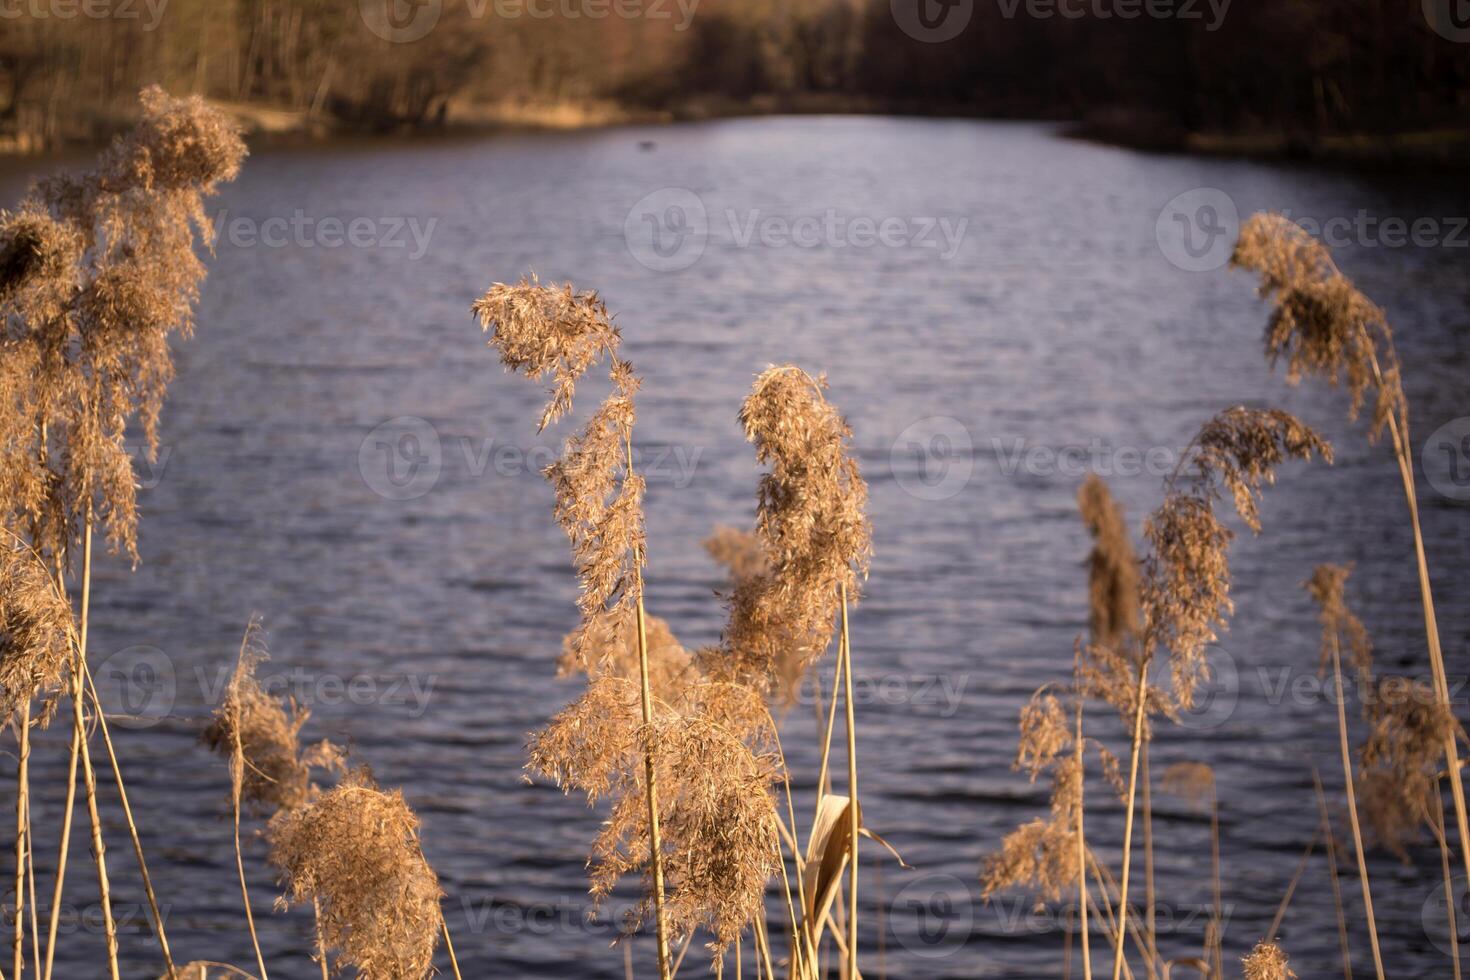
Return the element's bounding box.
[3,117,1469,978]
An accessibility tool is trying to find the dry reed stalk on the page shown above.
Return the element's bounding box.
[12,699,28,980]
[1312,768,1354,980]
[475,279,677,976]
[1076,702,1092,980]
[80,660,176,979]
[1140,745,1156,976]
[1431,782,1463,980]
[838,582,858,980]
[1233,213,1470,886]
[1306,566,1383,979]
[2,86,242,980]
[1265,828,1319,943]
[222,629,271,980]
[1100,409,1327,980]
[42,653,79,980]
[72,517,122,980]
[0,538,73,980]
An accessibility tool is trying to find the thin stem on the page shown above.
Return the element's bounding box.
[312,897,329,980]
[440,917,463,980]
[1312,769,1353,980]
[72,518,120,980]
[1076,701,1092,980]
[80,663,176,978]
[1265,829,1318,943]
[25,786,37,980]
[42,584,80,980]
[839,582,858,980]
[74,673,119,980]
[627,437,671,980]
[229,683,269,980]
[1208,786,1222,979]
[13,701,29,980]
[1111,659,1150,980]
[1431,782,1462,980]
[1329,624,1384,979]
[1140,745,1156,979]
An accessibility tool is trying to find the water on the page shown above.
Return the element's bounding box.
[3,116,1469,978]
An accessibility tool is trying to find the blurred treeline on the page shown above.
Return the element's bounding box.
[2,0,1467,149]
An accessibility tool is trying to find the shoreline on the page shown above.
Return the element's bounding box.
[6,95,1468,171]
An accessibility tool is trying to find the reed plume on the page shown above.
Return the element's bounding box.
[1359,675,1458,859]
[703,525,770,588]
[713,367,870,691]
[1242,940,1296,980]
[527,675,782,963]
[982,688,1087,902]
[731,365,870,978]
[202,621,312,814]
[0,540,74,725]
[556,606,693,701]
[476,276,677,973]
[1232,211,1470,888]
[0,87,243,980]
[268,769,446,980]
[1103,408,1326,980]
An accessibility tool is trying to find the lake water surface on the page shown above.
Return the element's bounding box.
[3,116,1469,978]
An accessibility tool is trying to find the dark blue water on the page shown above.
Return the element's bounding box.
[3,116,1469,978]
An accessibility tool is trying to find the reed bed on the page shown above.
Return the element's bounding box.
[0,107,1460,980]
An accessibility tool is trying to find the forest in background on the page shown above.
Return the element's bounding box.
[2,0,1469,154]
